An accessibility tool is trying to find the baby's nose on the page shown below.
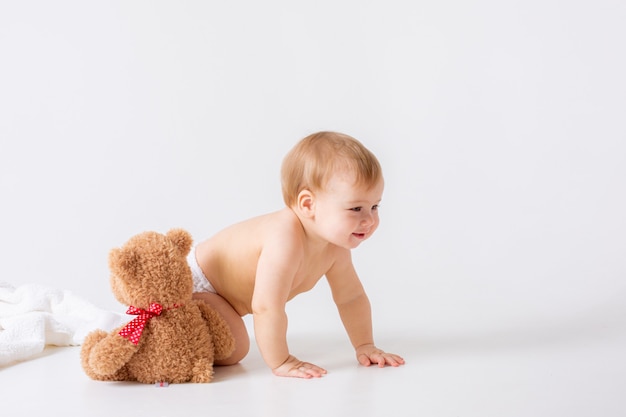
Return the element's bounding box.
[361,213,375,226]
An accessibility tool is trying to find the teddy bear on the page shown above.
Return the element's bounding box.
[80,228,235,384]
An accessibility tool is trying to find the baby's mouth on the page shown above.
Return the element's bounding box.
[352,233,366,239]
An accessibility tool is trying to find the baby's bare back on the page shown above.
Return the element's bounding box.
[194,208,335,316]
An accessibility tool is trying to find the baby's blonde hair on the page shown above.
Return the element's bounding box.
[281,131,383,207]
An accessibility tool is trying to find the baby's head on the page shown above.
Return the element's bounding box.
[281,131,382,207]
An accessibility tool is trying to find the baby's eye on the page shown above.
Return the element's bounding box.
[372,205,379,211]
[350,207,362,212]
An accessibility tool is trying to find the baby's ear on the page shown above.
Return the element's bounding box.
[167,228,193,256]
[297,189,315,218]
[108,247,138,279]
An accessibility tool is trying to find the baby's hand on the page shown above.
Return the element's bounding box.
[272,355,327,379]
[356,344,405,368]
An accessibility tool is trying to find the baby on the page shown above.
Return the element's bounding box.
[190,131,404,378]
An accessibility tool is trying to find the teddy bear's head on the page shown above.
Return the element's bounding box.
[108,229,194,309]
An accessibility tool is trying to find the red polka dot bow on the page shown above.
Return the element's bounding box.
[118,303,164,345]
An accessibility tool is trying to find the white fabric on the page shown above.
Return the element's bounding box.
[187,246,217,294]
[0,282,126,367]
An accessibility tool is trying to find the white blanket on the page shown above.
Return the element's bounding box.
[0,282,126,367]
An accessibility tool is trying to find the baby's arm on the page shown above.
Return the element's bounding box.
[326,250,405,368]
[251,233,327,379]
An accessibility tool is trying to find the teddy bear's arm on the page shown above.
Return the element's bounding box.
[85,329,140,376]
[195,300,236,360]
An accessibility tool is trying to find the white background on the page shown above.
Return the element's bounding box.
[1,0,625,343]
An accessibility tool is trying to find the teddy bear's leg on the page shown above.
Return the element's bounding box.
[191,357,215,383]
[195,301,236,360]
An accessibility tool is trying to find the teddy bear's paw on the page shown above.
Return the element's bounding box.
[80,330,108,377]
[195,301,236,360]
[191,358,215,383]
[87,334,138,376]
[81,329,108,351]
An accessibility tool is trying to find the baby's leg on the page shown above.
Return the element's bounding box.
[192,292,250,366]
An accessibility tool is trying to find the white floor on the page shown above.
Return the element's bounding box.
[2,324,625,417]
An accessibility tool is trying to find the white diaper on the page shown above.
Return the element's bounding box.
[187,246,217,294]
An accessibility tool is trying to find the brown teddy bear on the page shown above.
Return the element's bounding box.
[80,229,235,384]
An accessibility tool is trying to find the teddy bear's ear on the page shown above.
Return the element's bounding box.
[108,247,138,278]
[166,228,193,256]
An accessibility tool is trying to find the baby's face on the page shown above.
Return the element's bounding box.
[312,173,384,249]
